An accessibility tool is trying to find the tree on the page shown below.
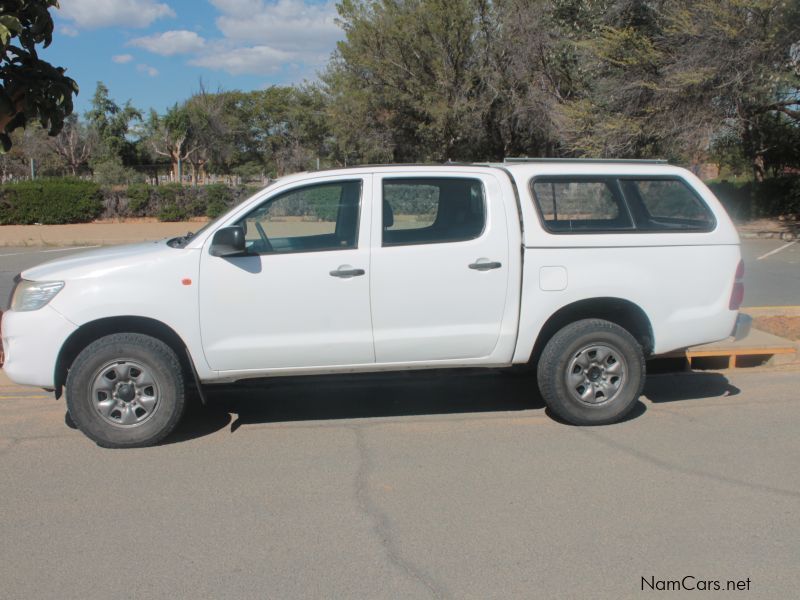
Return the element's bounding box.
[0,0,78,151]
[50,113,94,175]
[146,104,194,183]
[85,82,141,165]
[663,0,800,179]
[184,85,241,184]
[330,0,486,162]
[554,0,800,173]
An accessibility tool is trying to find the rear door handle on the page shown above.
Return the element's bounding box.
[469,260,502,271]
[330,266,366,278]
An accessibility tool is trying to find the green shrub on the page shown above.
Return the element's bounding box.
[709,176,800,219]
[0,179,103,224]
[153,183,182,206]
[753,177,800,216]
[205,183,233,218]
[92,158,144,185]
[185,188,207,217]
[158,202,187,222]
[708,180,752,220]
[126,183,151,216]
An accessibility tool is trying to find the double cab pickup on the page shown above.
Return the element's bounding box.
[1,160,747,447]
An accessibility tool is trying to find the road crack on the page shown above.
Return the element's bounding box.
[352,426,450,599]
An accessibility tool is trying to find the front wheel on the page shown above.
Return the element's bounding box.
[537,319,645,425]
[65,333,186,448]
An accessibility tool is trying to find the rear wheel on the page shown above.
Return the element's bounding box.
[537,319,645,425]
[65,333,186,448]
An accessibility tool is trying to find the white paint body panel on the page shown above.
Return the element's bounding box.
[0,163,741,389]
[1,306,77,387]
[198,173,375,372]
[369,170,518,364]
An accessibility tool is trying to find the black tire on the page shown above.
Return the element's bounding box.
[65,333,186,448]
[537,319,645,425]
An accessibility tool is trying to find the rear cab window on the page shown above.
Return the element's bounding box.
[531,175,715,234]
[531,178,633,232]
[619,178,715,232]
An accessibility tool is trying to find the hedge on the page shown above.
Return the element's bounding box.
[101,182,254,222]
[0,179,259,225]
[4,176,795,226]
[0,179,103,225]
[708,176,800,220]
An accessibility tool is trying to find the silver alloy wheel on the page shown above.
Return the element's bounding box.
[565,344,627,406]
[90,359,160,427]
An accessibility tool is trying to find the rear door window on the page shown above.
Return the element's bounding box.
[531,179,633,233]
[382,178,485,246]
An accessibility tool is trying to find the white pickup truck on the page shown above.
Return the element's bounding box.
[1,160,748,447]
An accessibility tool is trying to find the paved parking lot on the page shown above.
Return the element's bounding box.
[1,368,799,599]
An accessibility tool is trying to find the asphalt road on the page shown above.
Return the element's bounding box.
[0,239,797,310]
[740,239,800,307]
[0,368,798,599]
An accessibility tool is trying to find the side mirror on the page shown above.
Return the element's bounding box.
[209,226,246,257]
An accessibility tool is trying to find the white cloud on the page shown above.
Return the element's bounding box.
[60,25,79,37]
[189,45,292,75]
[112,54,134,64]
[137,63,159,77]
[211,0,340,54]
[59,0,174,29]
[129,30,206,56]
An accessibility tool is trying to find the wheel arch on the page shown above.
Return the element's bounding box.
[529,297,654,365]
[54,316,194,399]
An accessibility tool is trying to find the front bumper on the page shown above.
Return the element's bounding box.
[731,313,752,341]
[1,306,77,388]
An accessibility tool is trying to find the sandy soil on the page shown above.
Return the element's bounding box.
[752,316,800,341]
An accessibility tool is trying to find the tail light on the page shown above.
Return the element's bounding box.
[729,260,744,310]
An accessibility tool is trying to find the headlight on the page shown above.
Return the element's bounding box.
[10,280,65,312]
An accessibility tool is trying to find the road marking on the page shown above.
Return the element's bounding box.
[757,240,797,260]
[0,245,99,258]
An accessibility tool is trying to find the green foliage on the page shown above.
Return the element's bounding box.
[91,157,143,185]
[126,183,150,215]
[86,83,142,166]
[157,202,187,222]
[709,177,800,219]
[2,2,795,220]
[304,185,340,221]
[205,183,233,218]
[331,0,483,162]
[154,182,181,205]
[0,178,102,224]
[0,1,78,152]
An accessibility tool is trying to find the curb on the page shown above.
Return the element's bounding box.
[739,231,798,240]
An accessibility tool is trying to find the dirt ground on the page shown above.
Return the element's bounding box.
[752,316,800,341]
[0,220,207,247]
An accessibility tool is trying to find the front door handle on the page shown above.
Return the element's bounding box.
[469,260,502,271]
[330,265,366,278]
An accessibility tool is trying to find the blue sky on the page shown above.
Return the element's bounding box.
[42,0,343,115]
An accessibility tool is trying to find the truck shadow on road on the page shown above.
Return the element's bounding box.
[165,369,741,444]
